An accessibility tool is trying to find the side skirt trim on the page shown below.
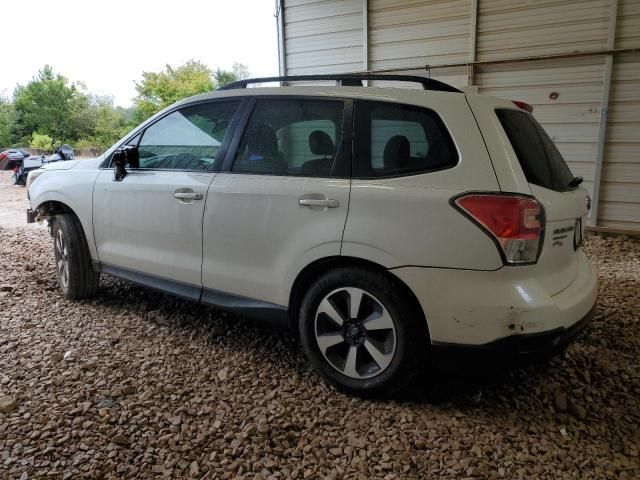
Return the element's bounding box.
[95,262,288,326]
[99,263,202,302]
[201,288,288,327]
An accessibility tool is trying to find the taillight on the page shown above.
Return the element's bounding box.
[453,193,544,265]
[512,100,533,113]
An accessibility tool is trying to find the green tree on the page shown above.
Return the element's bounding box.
[213,62,251,88]
[133,61,251,122]
[78,95,129,149]
[29,132,54,150]
[0,96,14,147]
[133,60,214,122]
[12,65,83,144]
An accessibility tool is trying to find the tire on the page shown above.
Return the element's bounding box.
[299,267,429,397]
[52,214,99,299]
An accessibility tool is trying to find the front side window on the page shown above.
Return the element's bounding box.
[353,101,458,178]
[232,99,345,177]
[137,100,240,170]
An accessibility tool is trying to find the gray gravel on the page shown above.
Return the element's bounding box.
[1,173,639,479]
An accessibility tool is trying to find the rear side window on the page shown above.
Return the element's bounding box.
[353,101,458,178]
[496,109,575,192]
[231,99,345,177]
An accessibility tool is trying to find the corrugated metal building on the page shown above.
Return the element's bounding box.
[276,0,640,233]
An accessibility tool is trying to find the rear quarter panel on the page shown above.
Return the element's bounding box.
[342,92,504,270]
[466,94,593,295]
[465,94,531,194]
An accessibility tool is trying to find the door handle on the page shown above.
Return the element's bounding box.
[299,198,340,208]
[174,192,203,200]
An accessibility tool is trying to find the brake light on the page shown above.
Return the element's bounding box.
[453,194,544,265]
[512,100,533,113]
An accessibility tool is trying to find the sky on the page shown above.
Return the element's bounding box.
[1,0,280,107]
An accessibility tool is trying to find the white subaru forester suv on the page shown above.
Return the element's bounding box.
[27,74,597,396]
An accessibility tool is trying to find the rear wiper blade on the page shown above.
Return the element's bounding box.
[569,176,583,188]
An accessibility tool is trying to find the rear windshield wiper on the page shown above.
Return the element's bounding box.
[569,176,583,188]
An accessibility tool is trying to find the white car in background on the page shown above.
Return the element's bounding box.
[27,74,597,396]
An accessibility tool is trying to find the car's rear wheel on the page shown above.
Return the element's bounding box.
[52,214,99,299]
[299,267,428,397]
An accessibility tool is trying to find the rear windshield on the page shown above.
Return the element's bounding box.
[496,109,575,192]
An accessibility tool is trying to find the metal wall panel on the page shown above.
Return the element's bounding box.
[284,0,364,74]
[477,0,610,61]
[600,52,640,230]
[478,57,605,209]
[368,0,472,70]
[280,0,640,231]
[616,0,640,49]
[369,66,469,90]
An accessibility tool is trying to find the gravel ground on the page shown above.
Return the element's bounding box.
[1,171,639,479]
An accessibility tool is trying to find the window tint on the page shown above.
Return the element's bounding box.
[232,99,344,177]
[496,109,575,192]
[353,101,457,178]
[125,133,141,148]
[138,100,240,170]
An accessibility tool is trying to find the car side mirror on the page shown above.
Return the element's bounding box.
[113,146,139,182]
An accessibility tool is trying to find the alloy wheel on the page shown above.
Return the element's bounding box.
[314,287,397,379]
[55,229,69,289]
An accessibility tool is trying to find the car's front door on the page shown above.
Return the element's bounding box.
[201,97,352,310]
[93,100,242,299]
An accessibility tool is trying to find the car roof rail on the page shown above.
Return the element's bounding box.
[217,74,462,93]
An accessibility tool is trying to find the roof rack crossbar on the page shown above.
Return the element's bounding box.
[217,74,462,93]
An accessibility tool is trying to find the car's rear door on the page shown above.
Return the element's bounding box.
[92,100,242,299]
[201,97,352,312]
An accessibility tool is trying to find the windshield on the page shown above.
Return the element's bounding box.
[496,109,575,192]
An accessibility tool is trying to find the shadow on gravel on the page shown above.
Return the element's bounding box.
[81,259,637,425]
[398,361,552,405]
[89,274,308,367]
[87,273,570,410]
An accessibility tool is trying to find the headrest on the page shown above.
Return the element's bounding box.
[309,130,335,156]
[383,135,410,169]
[248,123,278,156]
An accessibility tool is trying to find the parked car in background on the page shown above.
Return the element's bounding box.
[0,148,31,170]
[12,144,74,185]
[26,74,597,397]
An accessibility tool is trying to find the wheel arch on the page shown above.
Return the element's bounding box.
[288,256,428,333]
[33,199,98,261]
[35,199,76,218]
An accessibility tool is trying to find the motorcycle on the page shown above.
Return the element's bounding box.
[12,144,74,185]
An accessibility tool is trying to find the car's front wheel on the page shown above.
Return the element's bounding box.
[299,267,428,397]
[52,214,99,299]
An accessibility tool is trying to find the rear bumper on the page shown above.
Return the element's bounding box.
[430,305,595,365]
[392,249,598,348]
